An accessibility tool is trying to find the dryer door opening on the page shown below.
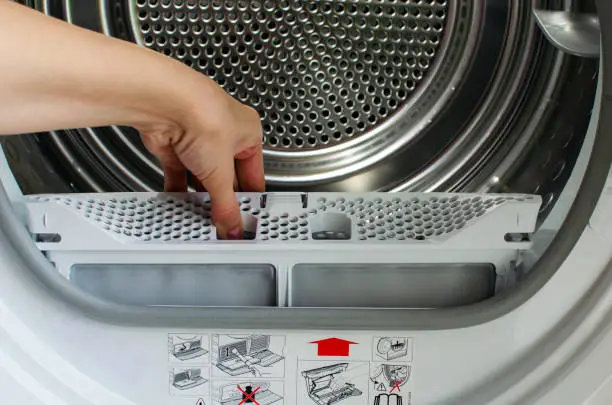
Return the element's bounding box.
[0,0,605,314]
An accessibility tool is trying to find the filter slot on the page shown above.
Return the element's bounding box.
[70,263,277,307]
[290,263,496,308]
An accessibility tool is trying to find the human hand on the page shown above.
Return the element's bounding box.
[137,82,264,240]
[0,2,264,240]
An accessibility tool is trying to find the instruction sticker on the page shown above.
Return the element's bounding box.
[211,334,286,379]
[211,380,284,405]
[169,367,210,398]
[298,360,369,405]
[169,334,210,364]
[164,332,414,405]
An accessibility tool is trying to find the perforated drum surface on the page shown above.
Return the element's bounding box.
[4,0,598,222]
[130,0,451,152]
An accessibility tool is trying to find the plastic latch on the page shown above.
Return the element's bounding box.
[261,192,308,213]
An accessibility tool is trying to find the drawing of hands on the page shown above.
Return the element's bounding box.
[248,366,262,377]
[231,348,262,376]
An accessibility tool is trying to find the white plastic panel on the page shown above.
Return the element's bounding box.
[24,191,540,250]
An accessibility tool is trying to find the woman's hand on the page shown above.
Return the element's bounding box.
[0,1,265,239]
[138,86,264,239]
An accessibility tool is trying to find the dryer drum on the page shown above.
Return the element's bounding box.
[2,0,598,223]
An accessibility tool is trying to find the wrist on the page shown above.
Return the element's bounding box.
[118,50,216,133]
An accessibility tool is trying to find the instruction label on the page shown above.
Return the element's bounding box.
[166,333,414,405]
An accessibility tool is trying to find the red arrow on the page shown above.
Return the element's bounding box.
[310,338,358,357]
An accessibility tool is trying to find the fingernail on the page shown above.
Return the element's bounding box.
[227,227,243,240]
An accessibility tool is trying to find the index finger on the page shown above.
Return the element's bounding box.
[195,155,243,240]
[235,145,265,192]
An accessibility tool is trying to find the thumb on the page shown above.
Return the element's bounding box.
[196,157,242,240]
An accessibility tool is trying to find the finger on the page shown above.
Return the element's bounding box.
[233,167,240,192]
[194,180,206,192]
[195,156,243,240]
[141,137,187,192]
[164,164,187,192]
[235,146,265,192]
[157,150,187,192]
[159,151,187,192]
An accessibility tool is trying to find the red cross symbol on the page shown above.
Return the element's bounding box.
[390,379,402,393]
[237,385,261,405]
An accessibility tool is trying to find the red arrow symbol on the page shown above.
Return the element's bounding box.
[309,337,358,357]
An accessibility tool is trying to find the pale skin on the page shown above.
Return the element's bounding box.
[0,1,265,239]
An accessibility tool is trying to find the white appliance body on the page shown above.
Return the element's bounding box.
[1,2,612,405]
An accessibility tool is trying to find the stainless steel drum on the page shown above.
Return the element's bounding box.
[2,0,598,222]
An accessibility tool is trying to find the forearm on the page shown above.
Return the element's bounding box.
[0,1,211,135]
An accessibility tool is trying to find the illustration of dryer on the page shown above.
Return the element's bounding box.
[371,364,411,390]
[171,336,208,361]
[218,382,282,405]
[215,335,283,376]
[172,368,207,390]
[301,363,362,405]
[375,338,409,361]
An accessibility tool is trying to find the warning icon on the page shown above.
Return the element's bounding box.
[195,398,205,405]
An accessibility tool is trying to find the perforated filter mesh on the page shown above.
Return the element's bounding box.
[31,195,211,241]
[240,196,311,240]
[29,193,535,242]
[131,0,448,150]
[309,195,532,241]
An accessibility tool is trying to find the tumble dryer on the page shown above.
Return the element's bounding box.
[1,1,612,404]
